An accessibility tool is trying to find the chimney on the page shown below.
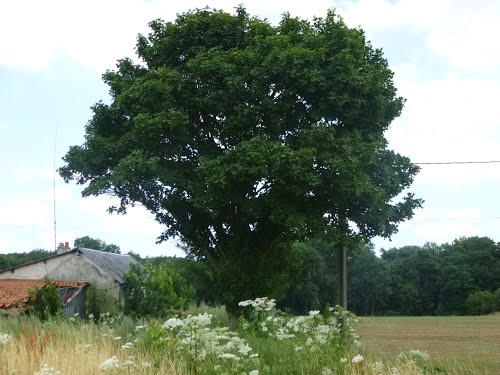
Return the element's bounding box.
[56,242,68,254]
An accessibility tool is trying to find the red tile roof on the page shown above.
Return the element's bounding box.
[0,279,87,309]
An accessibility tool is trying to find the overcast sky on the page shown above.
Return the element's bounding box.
[1,0,499,257]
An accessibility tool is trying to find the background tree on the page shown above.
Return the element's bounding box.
[123,262,194,317]
[381,244,441,315]
[348,244,390,315]
[60,7,421,308]
[74,236,121,254]
[0,249,53,270]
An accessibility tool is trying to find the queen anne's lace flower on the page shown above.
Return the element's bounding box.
[99,356,120,370]
[0,333,12,345]
[352,354,364,363]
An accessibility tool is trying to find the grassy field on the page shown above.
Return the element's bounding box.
[359,314,500,374]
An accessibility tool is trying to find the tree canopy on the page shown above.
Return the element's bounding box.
[59,7,421,305]
[74,236,121,254]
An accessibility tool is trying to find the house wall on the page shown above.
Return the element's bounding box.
[0,252,122,302]
[0,252,74,280]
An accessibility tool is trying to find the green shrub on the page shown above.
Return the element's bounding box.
[28,279,62,320]
[464,291,496,315]
[86,285,120,321]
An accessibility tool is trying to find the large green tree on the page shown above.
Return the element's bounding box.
[60,7,421,307]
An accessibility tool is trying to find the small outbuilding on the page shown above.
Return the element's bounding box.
[0,246,137,305]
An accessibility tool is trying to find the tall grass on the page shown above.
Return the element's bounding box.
[0,316,183,375]
[0,307,485,375]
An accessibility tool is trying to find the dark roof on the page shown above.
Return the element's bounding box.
[0,279,88,309]
[77,248,136,284]
[0,248,137,284]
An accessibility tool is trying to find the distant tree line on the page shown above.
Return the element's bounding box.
[3,235,500,316]
[0,249,54,270]
[283,236,500,316]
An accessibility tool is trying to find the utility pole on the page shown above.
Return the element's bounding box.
[337,244,347,309]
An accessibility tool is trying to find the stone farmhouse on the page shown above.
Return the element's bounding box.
[0,243,137,315]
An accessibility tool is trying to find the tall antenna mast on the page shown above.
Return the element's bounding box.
[53,128,58,252]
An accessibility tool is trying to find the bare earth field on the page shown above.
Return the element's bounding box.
[359,314,500,374]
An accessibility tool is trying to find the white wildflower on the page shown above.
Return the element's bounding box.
[121,342,133,349]
[340,357,347,363]
[122,359,135,367]
[249,370,259,375]
[352,354,364,364]
[163,317,185,330]
[0,333,12,345]
[320,368,334,375]
[99,356,119,370]
[309,310,320,316]
[135,325,146,331]
[113,336,122,340]
[219,353,239,360]
[238,343,252,355]
[391,367,399,375]
[372,361,384,372]
[294,346,303,352]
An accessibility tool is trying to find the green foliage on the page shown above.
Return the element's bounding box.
[148,256,217,305]
[60,7,421,308]
[74,235,121,254]
[28,279,62,320]
[464,291,497,315]
[123,262,195,317]
[0,249,53,270]
[86,284,120,321]
[277,236,500,316]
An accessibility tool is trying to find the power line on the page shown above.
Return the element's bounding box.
[415,160,500,165]
[414,216,500,221]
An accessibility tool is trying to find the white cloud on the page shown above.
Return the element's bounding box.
[0,0,334,73]
[0,199,52,226]
[15,164,55,182]
[77,195,162,235]
[340,0,500,72]
[384,67,500,186]
[43,185,73,202]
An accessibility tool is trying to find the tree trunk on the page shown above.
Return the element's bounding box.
[336,245,347,309]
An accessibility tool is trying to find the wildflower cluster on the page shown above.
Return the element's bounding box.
[238,298,276,311]
[240,298,360,354]
[99,356,152,371]
[157,313,259,373]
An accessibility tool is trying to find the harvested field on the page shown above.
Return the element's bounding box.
[359,314,500,374]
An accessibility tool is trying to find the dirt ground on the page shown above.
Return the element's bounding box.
[359,314,500,374]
